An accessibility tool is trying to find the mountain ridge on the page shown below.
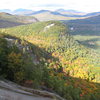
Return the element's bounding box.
[0,8,100,21]
[64,14,100,36]
[0,12,38,28]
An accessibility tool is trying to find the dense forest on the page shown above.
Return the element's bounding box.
[0,21,100,100]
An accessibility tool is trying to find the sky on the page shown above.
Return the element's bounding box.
[0,0,100,12]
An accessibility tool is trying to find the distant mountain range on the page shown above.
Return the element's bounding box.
[0,8,33,15]
[68,14,100,24]
[0,9,12,13]
[0,8,100,21]
[1,8,100,28]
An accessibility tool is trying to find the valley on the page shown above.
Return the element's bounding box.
[63,15,100,53]
[0,8,100,100]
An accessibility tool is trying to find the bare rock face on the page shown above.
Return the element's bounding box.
[0,89,52,100]
[0,80,65,100]
[44,23,55,31]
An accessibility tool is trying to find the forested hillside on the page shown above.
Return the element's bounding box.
[63,15,100,53]
[0,21,100,100]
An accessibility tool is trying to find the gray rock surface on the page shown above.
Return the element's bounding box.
[0,80,65,100]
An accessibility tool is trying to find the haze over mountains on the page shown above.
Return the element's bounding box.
[0,8,86,15]
[0,8,100,21]
[1,8,100,31]
[1,8,100,35]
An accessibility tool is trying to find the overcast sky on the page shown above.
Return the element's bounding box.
[0,0,100,12]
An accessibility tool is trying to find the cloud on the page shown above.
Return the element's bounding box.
[28,3,66,10]
[38,4,66,7]
[0,0,100,12]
